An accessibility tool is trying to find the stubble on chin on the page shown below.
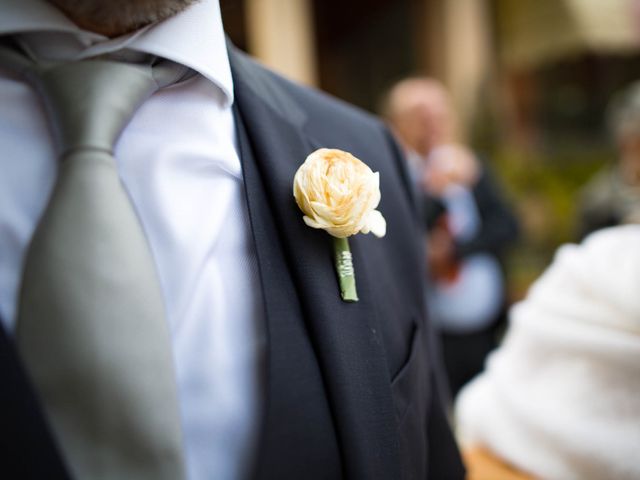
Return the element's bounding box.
[48,0,202,37]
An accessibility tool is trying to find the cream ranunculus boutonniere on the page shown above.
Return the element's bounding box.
[293,148,386,302]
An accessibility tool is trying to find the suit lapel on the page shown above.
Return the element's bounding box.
[0,320,70,479]
[229,47,401,479]
[234,109,343,479]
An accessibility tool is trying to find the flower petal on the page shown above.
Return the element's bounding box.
[366,210,387,238]
[293,148,384,238]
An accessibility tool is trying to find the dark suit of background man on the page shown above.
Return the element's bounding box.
[0,0,464,478]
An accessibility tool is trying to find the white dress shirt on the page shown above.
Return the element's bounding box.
[0,1,264,479]
[427,184,504,332]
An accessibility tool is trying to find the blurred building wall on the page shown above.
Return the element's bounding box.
[497,0,640,70]
[419,0,494,140]
[245,0,318,86]
[238,0,495,142]
[225,0,640,143]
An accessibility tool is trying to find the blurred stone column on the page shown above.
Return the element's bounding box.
[419,0,493,140]
[246,0,318,87]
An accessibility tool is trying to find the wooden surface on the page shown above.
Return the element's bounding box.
[463,447,535,480]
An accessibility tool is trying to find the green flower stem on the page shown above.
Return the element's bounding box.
[333,237,358,302]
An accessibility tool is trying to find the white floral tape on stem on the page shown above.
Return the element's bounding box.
[333,237,358,302]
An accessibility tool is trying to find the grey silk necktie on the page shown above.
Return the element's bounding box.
[0,42,188,479]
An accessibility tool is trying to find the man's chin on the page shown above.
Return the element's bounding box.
[47,0,201,37]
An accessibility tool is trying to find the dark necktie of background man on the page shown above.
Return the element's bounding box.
[0,40,191,480]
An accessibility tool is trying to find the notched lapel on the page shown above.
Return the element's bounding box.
[0,322,71,479]
[229,46,401,479]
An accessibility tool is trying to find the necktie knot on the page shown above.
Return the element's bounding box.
[35,60,158,155]
[0,39,193,156]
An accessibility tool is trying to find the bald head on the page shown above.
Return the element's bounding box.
[608,81,640,145]
[383,78,457,157]
[48,0,201,37]
[608,81,640,183]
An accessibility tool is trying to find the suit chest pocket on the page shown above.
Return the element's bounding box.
[390,323,431,479]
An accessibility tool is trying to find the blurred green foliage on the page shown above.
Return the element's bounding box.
[487,145,613,299]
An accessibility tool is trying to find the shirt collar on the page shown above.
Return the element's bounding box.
[0,0,233,106]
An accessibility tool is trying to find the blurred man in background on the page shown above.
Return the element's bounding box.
[383,77,519,396]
